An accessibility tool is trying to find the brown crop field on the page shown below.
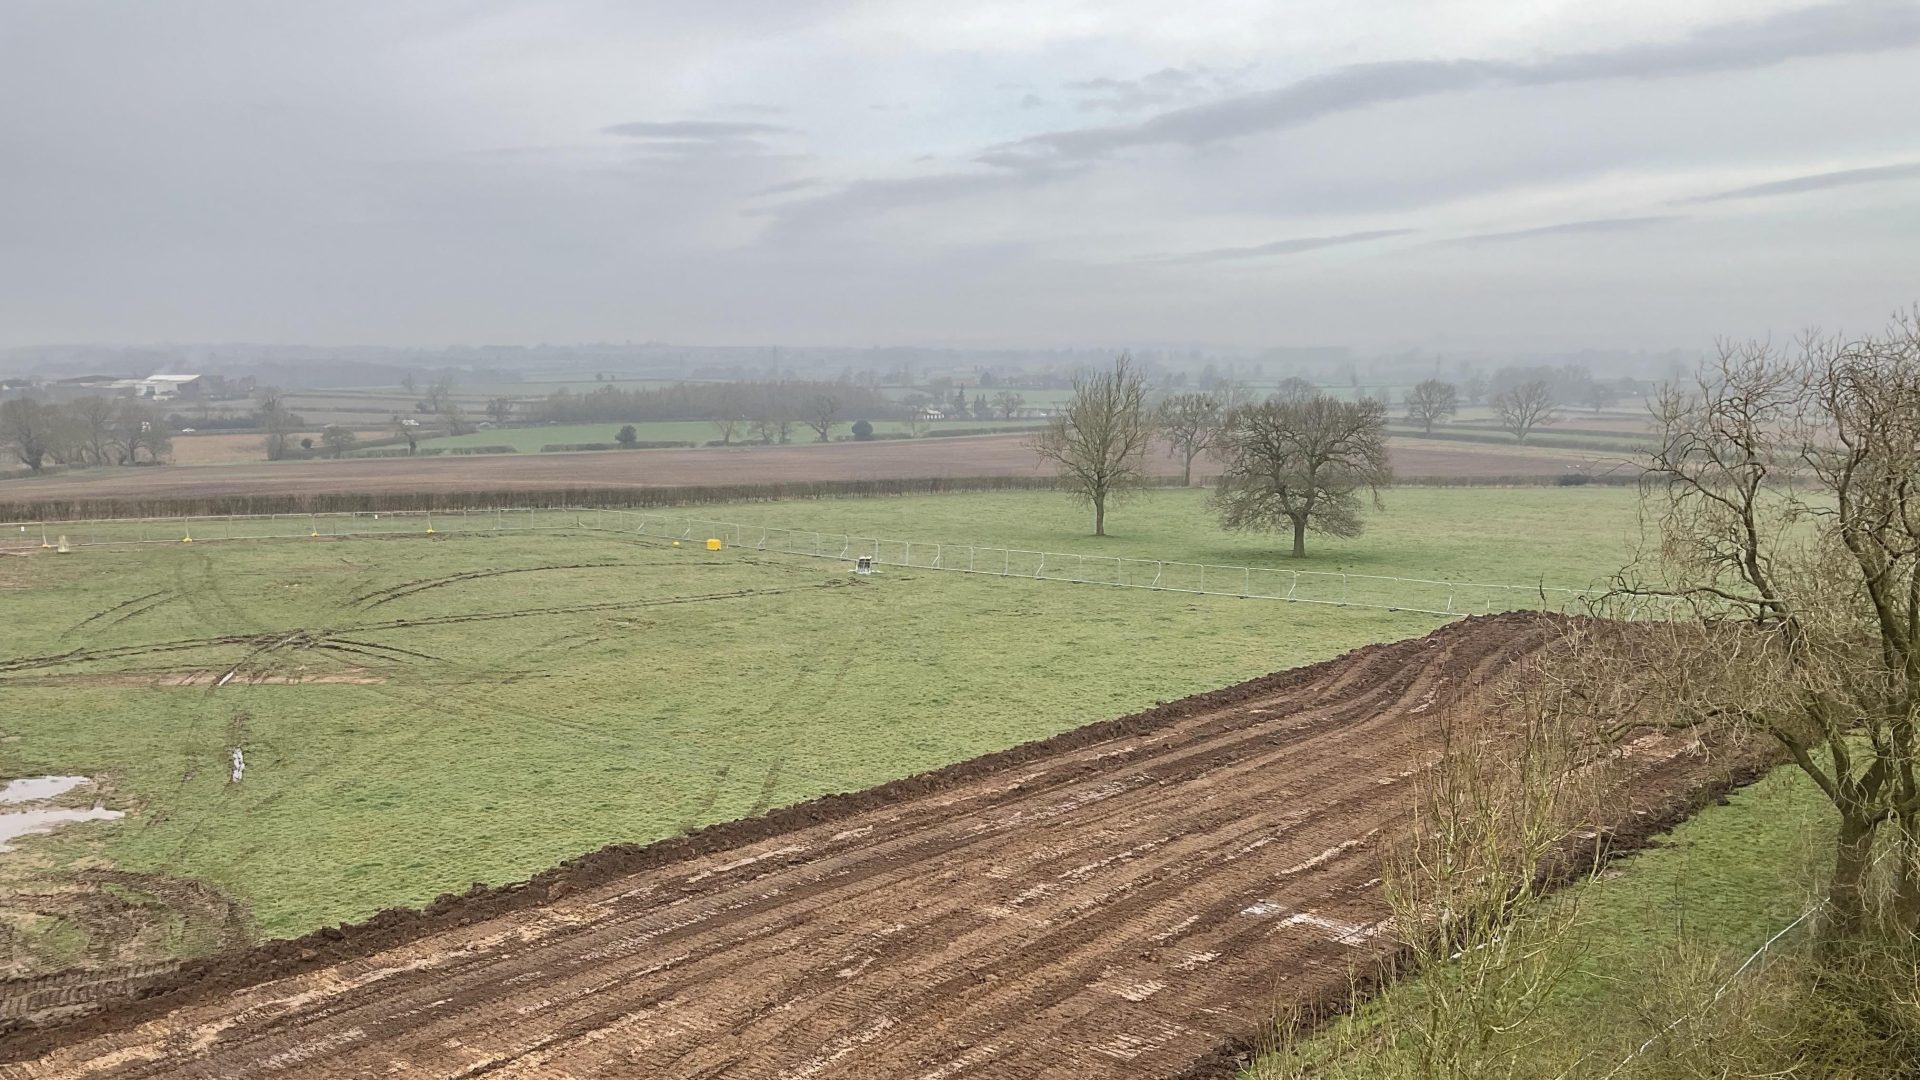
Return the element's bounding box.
[0,435,1614,511]
[0,615,1736,1079]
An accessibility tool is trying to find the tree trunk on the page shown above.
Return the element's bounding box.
[1291,516,1307,558]
[1824,813,1877,944]
[1094,496,1106,537]
[1181,451,1194,487]
[1896,809,1920,932]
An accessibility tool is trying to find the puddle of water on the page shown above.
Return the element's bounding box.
[0,776,89,804]
[0,776,124,852]
[0,807,124,852]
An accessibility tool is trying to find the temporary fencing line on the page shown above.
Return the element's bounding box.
[1577,900,1822,1080]
[6,505,1652,620]
[577,507,1621,620]
[2,507,585,547]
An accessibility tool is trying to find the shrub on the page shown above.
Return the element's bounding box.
[851,419,874,441]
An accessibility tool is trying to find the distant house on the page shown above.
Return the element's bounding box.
[914,406,947,421]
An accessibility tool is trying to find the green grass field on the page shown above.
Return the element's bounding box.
[0,486,1650,970]
[685,486,1647,591]
[1251,768,1832,1078]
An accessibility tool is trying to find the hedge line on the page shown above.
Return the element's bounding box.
[541,441,697,452]
[1386,426,1648,454]
[1,470,1638,522]
[0,475,1076,521]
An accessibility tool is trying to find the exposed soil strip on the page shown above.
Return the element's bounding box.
[0,614,1743,1078]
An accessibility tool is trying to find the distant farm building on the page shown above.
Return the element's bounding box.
[41,373,231,402]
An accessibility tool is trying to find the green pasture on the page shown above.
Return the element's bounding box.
[1249,767,1833,1079]
[658,486,1647,592]
[0,486,1648,960]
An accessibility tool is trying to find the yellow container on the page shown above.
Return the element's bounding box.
[706,538,723,551]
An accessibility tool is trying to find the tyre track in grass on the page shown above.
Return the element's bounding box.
[0,614,1737,1079]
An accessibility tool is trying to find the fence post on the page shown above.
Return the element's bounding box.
[1243,566,1250,597]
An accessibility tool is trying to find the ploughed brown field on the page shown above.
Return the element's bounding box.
[0,435,1613,506]
[0,615,1729,1079]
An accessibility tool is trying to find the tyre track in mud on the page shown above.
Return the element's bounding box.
[0,614,1729,1079]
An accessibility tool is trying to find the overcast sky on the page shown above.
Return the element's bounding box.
[3,0,1917,352]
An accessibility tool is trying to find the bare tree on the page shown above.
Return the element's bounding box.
[0,398,55,472]
[439,399,473,437]
[1271,376,1317,404]
[485,397,515,425]
[256,390,303,461]
[1607,314,1920,941]
[1155,392,1221,486]
[1492,379,1556,443]
[69,396,119,465]
[389,414,418,456]
[990,390,1025,420]
[320,425,357,458]
[111,401,170,464]
[1211,395,1391,558]
[1464,373,1489,406]
[802,392,842,442]
[1403,378,1458,435]
[1029,355,1155,536]
[421,375,455,414]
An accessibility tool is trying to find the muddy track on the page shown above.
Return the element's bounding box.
[0,614,1735,1078]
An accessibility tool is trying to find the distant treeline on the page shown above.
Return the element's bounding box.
[0,396,175,473]
[527,381,902,426]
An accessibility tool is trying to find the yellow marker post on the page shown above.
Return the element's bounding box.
[706,538,723,551]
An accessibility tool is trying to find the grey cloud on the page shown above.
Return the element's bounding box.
[1020,93,1046,110]
[1065,66,1214,114]
[621,136,790,160]
[1438,215,1681,246]
[749,177,824,197]
[1162,228,1415,263]
[754,165,1084,240]
[986,2,1920,166]
[604,120,791,139]
[1680,160,1920,202]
